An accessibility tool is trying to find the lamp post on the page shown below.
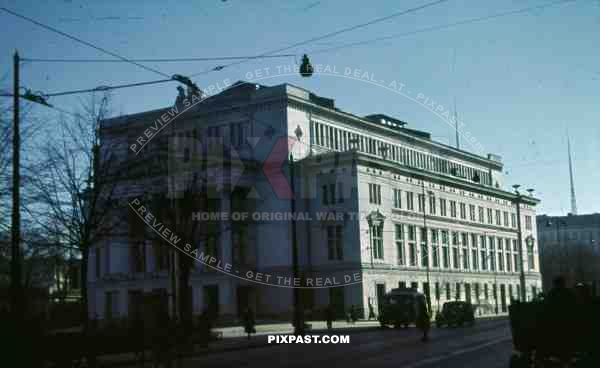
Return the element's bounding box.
[482,231,498,314]
[289,127,305,336]
[420,180,432,313]
[513,185,529,302]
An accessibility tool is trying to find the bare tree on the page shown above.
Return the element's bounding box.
[27,93,123,327]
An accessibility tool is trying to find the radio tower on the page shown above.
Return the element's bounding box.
[567,131,577,215]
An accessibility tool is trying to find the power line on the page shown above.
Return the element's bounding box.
[0,7,170,79]
[42,78,173,98]
[308,0,576,56]
[190,0,449,76]
[21,54,297,63]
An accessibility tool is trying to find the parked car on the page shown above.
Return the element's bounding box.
[379,288,427,328]
[436,301,475,327]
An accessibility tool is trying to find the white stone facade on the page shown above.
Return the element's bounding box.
[89,81,541,322]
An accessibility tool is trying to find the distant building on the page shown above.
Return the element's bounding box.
[537,213,600,293]
[90,81,542,322]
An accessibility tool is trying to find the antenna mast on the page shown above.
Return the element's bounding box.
[567,130,577,215]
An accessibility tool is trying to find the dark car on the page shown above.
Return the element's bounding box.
[436,301,475,327]
[379,288,427,328]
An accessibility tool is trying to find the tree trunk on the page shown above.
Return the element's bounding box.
[177,259,192,326]
[81,246,89,330]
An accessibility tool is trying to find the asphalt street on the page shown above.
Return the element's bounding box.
[178,318,513,368]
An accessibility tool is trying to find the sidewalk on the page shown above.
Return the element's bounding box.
[92,316,507,367]
[96,320,381,367]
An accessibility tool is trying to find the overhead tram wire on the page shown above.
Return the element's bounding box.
[21,54,297,63]
[0,7,170,79]
[189,0,450,77]
[307,0,577,56]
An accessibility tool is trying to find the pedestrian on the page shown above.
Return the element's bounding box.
[197,309,212,347]
[368,302,376,321]
[350,305,358,324]
[416,299,431,343]
[243,307,256,340]
[325,304,334,330]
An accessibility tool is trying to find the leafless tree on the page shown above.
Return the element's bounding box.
[27,92,123,327]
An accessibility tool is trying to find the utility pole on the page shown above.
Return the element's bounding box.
[420,180,432,313]
[290,153,304,336]
[11,51,22,319]
[513,185,527,302]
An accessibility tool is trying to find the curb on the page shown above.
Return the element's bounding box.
[98,325,380,367]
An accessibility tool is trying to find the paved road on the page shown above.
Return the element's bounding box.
[176,318,513,368]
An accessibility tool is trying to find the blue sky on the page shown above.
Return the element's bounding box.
[1,0,598,216]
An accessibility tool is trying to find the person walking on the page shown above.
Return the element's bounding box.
[368,302,376,321]
[325,304,335,330]
[416,299,431,343]
[243,307,256,340]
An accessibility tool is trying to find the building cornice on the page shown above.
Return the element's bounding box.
[300,150,539,206]
[286,94,503,171]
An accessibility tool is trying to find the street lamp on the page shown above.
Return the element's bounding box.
[513,184,528,302]
[290,129,304,336]
[482,231,499,314]
[420,180,433,313]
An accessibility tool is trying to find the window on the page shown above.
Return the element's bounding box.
[511,213,517,228]
[406,192,414,211]
[489,236,496,271]
[472,247,478,271]
[420,227,428,267]
[527,240,535,270]
[395,224,404,265]
[478,206,485,223]
[322,185,329,205]
[393,189,402,209]
[462,247,469,270]
[408,225,417,266]
[431,229,439,267]
[498,238,504,271]
[480,235,487,271]
[456,283,461,300]
[429,194,436,215]
[418,194,425,212]
[329,184,335,205]
[449,201,457,218]
[487,208,493,224]
[484,284,489,299]
[506,238,512,272]
[230,121,250,146]
[446,283,451,300]
[439,198,447,216]
[130,241,146,273]
[368,183,381,204]
[496,210,502,226]
[469,205,476,221]
[525,216,532,230]
[452,232,459,269]
[327,225,344,260]
[442,230,449,268]
[471,234,478,270]
[371,224,384,260]
[503,211,509,227]
[337,182,344,203]
[460,203,466,220]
